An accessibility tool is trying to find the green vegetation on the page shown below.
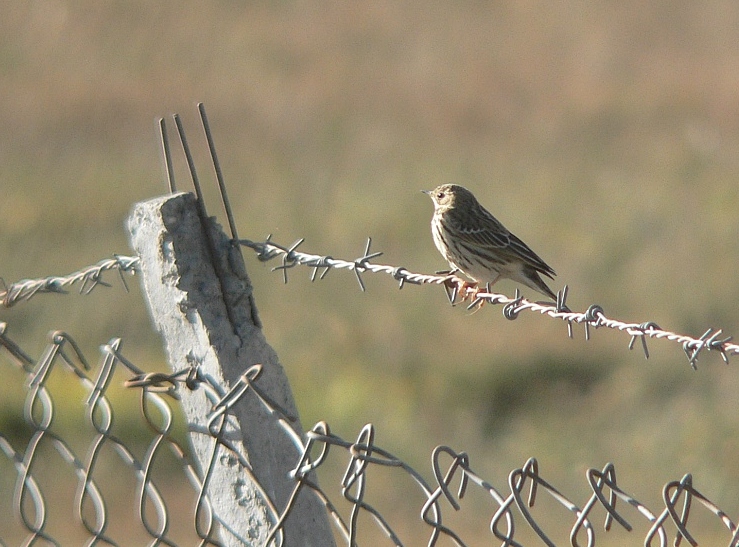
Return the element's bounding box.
[2,1,739,543]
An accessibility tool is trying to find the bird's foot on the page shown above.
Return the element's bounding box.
[442,277,478,305]
[465,282,490,312]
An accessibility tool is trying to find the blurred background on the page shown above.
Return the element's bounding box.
[2,0,739,544]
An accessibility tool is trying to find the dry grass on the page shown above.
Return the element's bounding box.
[2,0,739,543]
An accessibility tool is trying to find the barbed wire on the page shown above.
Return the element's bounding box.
[0,255,139,307]
[238,235,739,369]
[2,239,737,371]
[3,241,738,370]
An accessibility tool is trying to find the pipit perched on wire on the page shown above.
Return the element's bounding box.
[423,183,559,302]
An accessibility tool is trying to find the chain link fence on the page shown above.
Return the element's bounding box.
[2,107,738,546]
[2,250,739,546]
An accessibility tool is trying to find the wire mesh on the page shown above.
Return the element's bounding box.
[0,323,221,546]
[2,252,739,545]
[2,106,739,545]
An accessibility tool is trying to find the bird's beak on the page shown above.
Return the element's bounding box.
[421,189,431,195]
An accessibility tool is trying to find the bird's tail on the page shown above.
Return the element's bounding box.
[522,266,557,301]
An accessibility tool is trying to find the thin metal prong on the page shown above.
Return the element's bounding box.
[198,103,239,242]
[158,117,176,193]
[173,113,208,218]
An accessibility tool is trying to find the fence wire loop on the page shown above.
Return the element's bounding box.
[0,326,223,546]
[511,459,597,547]
[584,464,630,533]
[421,449,469,546]
[206,365,262,435]
[29,330,90,389]
[291,421,332,479]
[503,290,525,320]
[3,321,739,545]
[431,446,469,511]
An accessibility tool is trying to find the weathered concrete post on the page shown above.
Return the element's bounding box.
[127,192,335,546]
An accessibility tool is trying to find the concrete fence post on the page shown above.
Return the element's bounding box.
[127,191,335,546]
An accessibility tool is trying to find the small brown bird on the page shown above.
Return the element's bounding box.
[423,183,558,301]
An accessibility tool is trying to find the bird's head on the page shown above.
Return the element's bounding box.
[422,184,477,213]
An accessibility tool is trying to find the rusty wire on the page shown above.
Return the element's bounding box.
[3,323,738,546]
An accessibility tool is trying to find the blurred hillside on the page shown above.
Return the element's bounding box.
[2,1,739,544]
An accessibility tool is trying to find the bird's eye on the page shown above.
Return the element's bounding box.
[437,192,445,199]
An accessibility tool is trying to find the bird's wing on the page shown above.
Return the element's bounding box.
[453,207,556,277]
[507,232,556,278]
[452,208,511,249]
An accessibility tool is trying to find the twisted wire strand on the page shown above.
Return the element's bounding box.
[0,255,140,307]
[3,240,737,369]
[2,322,738,544]
[126,356,739,547]
[239,236,739,369]
[0,325,219,546]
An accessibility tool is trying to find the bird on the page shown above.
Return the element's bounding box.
[423,183,558,301]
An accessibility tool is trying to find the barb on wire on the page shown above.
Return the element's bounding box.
[0,255,139,308]
[239,236,739,369]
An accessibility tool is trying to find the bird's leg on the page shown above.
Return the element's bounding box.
[439,267,477,304]
[456,279,479,302]
[442,276,478,304]
[468,275,502,306]
[465,282,490,313]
